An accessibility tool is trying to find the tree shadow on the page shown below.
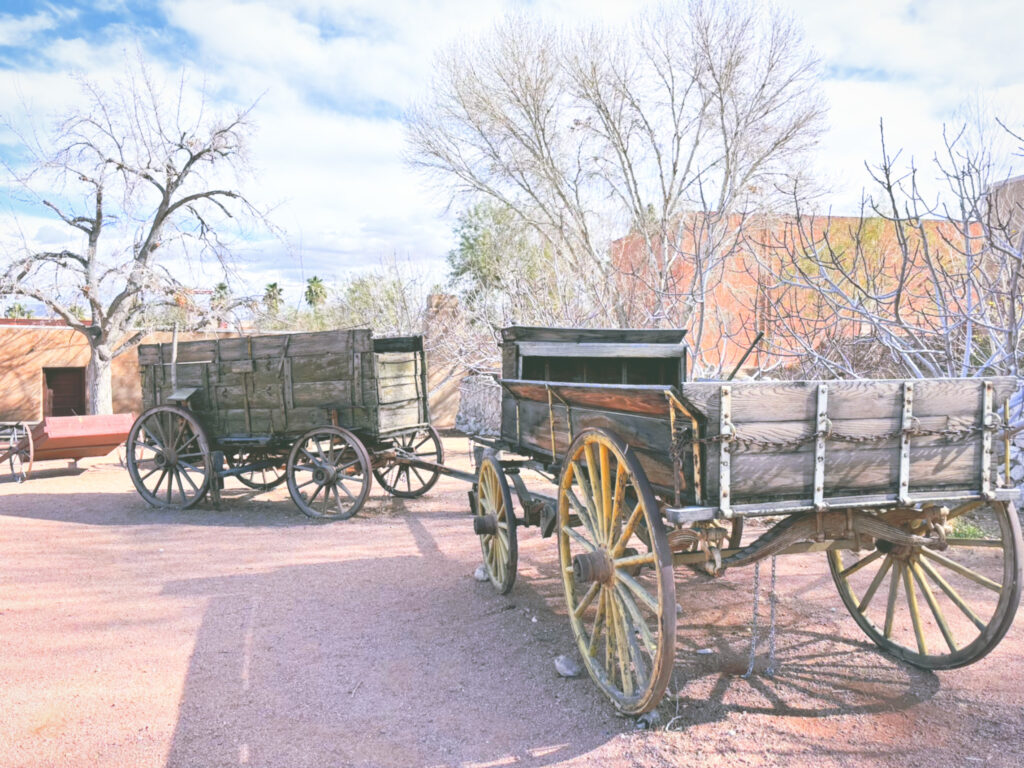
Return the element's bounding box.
[160,513,619,768]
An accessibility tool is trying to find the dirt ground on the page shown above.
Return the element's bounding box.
[1,435,1022,768]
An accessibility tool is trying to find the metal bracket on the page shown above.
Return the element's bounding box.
[814,383,829,515]
[666,390,703,507]
[898,381,914,506]
[719,385,733,518]
[167,387,199,405]
[981,381,994,499]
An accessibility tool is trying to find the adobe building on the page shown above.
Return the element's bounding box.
[0,321,233,422]
[0,320,459,427]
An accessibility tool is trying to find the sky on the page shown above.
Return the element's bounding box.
[1,0,1024,309]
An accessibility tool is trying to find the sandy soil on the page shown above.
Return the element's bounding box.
[1,436,1022,768]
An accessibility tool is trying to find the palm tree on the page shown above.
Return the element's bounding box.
[263,282,283,316]
[4,302,34,319]
[304,276,327,312]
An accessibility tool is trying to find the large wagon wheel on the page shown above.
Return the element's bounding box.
[374,426,443,498]
[287,426,372,520]
[127,405,212,509]
[473,454,518,594]
[227,450,288,491]
[557,428,676,715]
[828,499,1022,669]
[8,423,34,483]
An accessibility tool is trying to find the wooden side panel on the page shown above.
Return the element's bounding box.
[683,377,1016,503]
[138,329,380,438]
[500,398,677,491]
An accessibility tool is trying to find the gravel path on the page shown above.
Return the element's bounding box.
[1,437,1022,768]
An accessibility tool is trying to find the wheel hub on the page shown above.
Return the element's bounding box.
[573,549,615,585]
[313,465,337,485]
[474,514,499,536]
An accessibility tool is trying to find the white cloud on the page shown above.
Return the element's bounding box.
[0,10,61,46]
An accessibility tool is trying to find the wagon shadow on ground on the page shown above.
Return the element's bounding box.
[507,536,941,741]
[160,550,620,767]
[0,481,400,528]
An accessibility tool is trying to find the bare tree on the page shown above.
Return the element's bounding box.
[406,0,824,367]
[754,118,1024,381]
[0,61,268,414]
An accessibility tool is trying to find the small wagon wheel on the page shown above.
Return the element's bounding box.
[127,405,212,509]
[374,426,444,498]
[287,426,372,520]
[8,423,34,483]
[474,454,517,594]
[828,499,1023,669]
[557,428,676,715]
[227,450,288,491]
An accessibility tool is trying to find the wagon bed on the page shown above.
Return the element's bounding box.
[1,414,134,482]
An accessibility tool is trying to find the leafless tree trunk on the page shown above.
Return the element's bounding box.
[0,60,269,414]
[407,1,824,368]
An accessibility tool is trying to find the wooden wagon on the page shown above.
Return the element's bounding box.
[127,329,442,518]
[1,415,134,482]
[466,327,1023,714]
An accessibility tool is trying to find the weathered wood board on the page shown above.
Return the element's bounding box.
[138,330,429,442]
[499,371,1016,505]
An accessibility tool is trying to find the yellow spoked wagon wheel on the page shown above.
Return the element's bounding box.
[374,426,444,498]
[828,499,1022,669]
[127,405,212,509]
[287,426,372,520]
[558,428,676,716]
[474,455,517,594]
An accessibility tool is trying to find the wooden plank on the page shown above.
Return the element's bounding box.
[378,381,419,404]
[373,335,423,353]
[502,327,687,345]
[289,353,354,383]
[681,378,1016,425]
[378,403,423,432]
[502,380,671,418]
[516,341,687,359]
[291,380,353,408]
[704,443,981,499]
[376,356,417,379]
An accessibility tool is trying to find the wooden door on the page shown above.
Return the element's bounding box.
[43,367,86,416]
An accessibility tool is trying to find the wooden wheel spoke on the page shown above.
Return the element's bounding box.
[840,549,884,578]
[612,589,649,691]
[616,570,658,614]
[614,583,657,657]
[614,551,657,570]
[587,590,607,658]
[599,443,612,546]
[565,524,598,552]
[902,560,928,655]
[335,479,356,502]
[918,557,987,632]
[857,554,894,613]
[570,462,601,542]
[174,470,188,503]
[331,484,345,515]
[308,483,325,504]
[910,560,957,653]
[609,463,626,544]
[946,500,984,522]
[612,501,644,558]
[920,549,1002,592]
[607,591,632,696]
[884,561,901,639]
[179,467,201,492]
[139,465,161,482]
[574,582,601,619]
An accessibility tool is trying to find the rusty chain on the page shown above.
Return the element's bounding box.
[672,414,1003,457]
